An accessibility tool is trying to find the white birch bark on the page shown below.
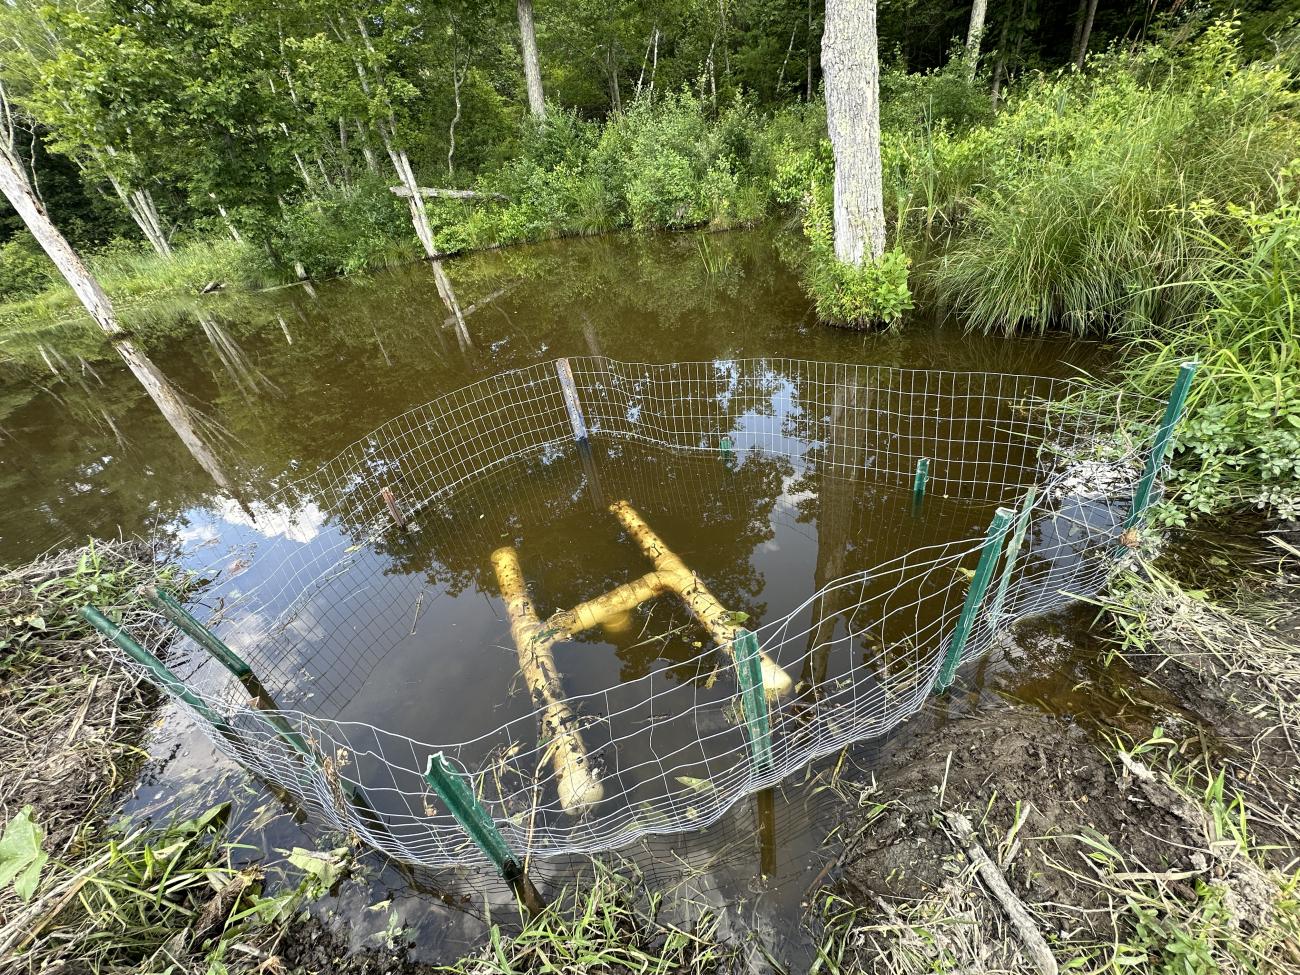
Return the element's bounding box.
[105,170,173,258]
[517,0,546,119]
[0,141,233,492]
[210,193,243,243]
[349,16,470,339]
[965,0,989,77]
[821,0,886,266]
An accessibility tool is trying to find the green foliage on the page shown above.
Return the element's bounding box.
[0,807,46,902]
[800,170,913,327]
[269,176,417,278]
[0,232,54,301]
[879,54,995,132]
[1123,183,1300,521]
[444,865,738,975]
[430,92,790,254]
[920,23,1297,335]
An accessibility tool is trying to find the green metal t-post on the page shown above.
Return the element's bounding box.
[144,587,251,677]
[80,606,231,734]
[734,628,774,775]
[143,587,316,762]
[986,485,1038,630]
[1123,361,1198,533]
[935,507,1015,692]
[424,753,546,917]
[912,458,929,513]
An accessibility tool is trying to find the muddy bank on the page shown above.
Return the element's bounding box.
[820,527,1300,972]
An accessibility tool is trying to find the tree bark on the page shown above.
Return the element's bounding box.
[0,142,233,492]
[448,55,465,176]
[1074,0,1099,69]
[517,0,546,119]
[965,0,989,77]
[806,0,816,100]
[990,15,1011,108]
[390,186,510,202]
[821,0,886,266]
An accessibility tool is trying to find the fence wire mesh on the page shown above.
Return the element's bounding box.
[116,357,1165,869]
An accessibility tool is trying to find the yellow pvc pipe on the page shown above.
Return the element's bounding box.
[609,500,794,701]
[490,547,605,815]
[555,571,669,636]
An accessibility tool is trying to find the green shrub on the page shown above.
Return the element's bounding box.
[802,175,913,327]
[0,234,55,300]
[1125,184,1300,521]
[270,177,415,277]
[880,54,995,132]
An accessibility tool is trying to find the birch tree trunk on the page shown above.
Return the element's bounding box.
[517,0,546,119]
[821,0,886,266]
[210,193,243,243]
[105,170,173,258]
[965,0,989,78]
[0,142,233,492]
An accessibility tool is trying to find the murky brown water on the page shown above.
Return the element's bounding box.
[1,226,1126,964]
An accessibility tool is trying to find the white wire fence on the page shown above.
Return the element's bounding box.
[106,357,1174,870]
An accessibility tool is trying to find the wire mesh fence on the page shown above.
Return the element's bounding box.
[107,357,1174,871]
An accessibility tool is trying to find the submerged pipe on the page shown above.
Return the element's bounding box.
[609,500,794,701]
[490,547,605,815]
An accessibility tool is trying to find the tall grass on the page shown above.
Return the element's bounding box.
[1120,181,1300,520]
[915,23,1297,335]
[0,235,273,329]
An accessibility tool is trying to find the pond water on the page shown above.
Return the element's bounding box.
[1,226,1123,964]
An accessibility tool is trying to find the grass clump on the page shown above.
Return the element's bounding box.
[914,22,1297,335]
[1121,183,1300,522]
[0,235,273,330]
[446,865,737,975]
[0,804,279,971]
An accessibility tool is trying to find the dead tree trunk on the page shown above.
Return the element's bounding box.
[806,0,816,100]
[821,0,886,266]
[105,169,172,258]
[990,14,1011,107]
[210,193,243,243]
[965,0,989,77]
[517,0,546,119]
[0,142,233,492]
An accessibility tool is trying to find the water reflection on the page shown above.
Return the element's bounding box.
[1,225,1104,564]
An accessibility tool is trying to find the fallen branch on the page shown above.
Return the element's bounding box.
[389,185,510,202]
[943,810,1058,975]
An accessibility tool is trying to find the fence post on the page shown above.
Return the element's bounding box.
[80,606,230,733]
[912,458,929,513]
[555,357,588,444]
[424,753,546,917]
[734,629,774,775]
[1123,361,1198,533]
[143,587,317,760]
[935,507,1014,692]
[986,485,1037,630]
[144,587,250,677]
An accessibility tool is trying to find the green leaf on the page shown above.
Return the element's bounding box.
[0,807,48,902]
[287,846,349,894]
